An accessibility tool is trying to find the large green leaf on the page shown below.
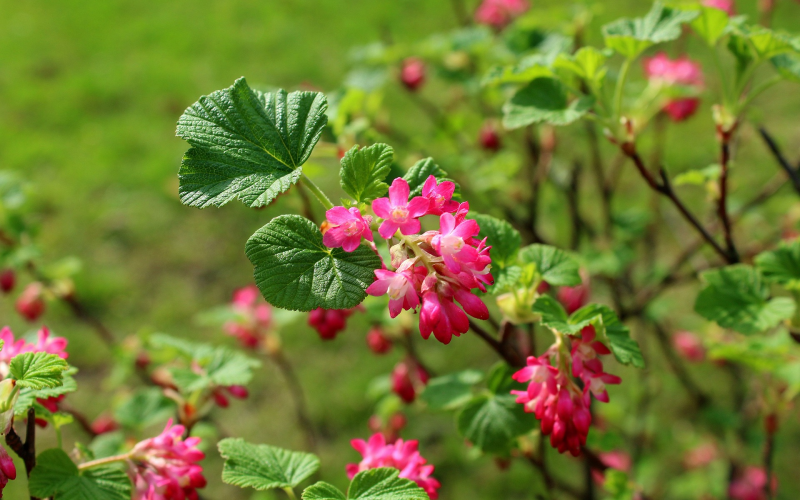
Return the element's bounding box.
[755,240,800,290]
[420,370,483,411]
[602,2,699,58]
[533,295,585,334]
[503,77,594,129]
[29,449,131,500]
[457,393,537,453]
[694,265,796,334]
[554,47,609,88]
[471,214,521,268]
[246,215,381,311]
[347,468,429,500]
[690,6,729,46]
[9,352,68,390]
[218,438,320,491]
[176,77,328,208]
[113,387,174,429]
[340,144,394,203]
[518,244,581,286]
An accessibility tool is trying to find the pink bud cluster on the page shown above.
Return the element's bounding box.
[474,0,530,29]
[347,433,441,499]
[224,286,273,349]
[308,307,357,340]
[643,53,704,122]
[128,419,206,500]
[15,283,46,322]
[322,176,492,344]
[511,326,621,455]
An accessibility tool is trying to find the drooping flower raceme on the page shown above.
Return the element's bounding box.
[128,419,206,500]
[643,53,704,122]
[512,326,620,456]
[474,0,530,29]
[347,433,441,499]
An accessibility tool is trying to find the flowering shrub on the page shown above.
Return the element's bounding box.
[1,0,800,498]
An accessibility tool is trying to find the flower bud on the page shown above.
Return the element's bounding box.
[479,123,502,152]
[212,390,229,408]
[366,327,392,355]
[226,385,249,399]
[400,58,426,91]
[672,331,705,363]
[91,414,120,435]
[557,281,589,314]
[0,270,15,294]
[16,283,46,322]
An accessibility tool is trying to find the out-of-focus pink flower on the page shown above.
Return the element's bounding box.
[704,0,736,16]
[663,99,700,121]
[91,414,120,435]
[391,359,429,404]
[557,281,590,314]
[0,445,16,495]
[0,270,14,294]
[322,207,374,252]
[308,308,356,340]
[684,442,719,469]
[224,285,273,349]
[400,58,426,91]
[729,466,777,500]
[421,176,458,216]
[16,283,45,322]
[475,0,530,29]
[366,327,393,354]
[591,450,632,484]
[643,53,704,122]
[372,179,429,239]
[347,433,441,499]
[226,385,249,399]
[37,395,65,414]
[128,419,206,500]
[34,327,69,359]
[673,331,705,363]
[479,123,502,152]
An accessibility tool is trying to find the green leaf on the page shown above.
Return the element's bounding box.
[554,47,609,87]
[29,449,131,500]
[571,304,645,368]
[218,438,320,491]
[755,240,800,289]
[482,58,554,86]
[15,367,77,416]
[503,77,594,129]
[602,2,699,58]
[114,387,175,429]
[746,27,795,59]
[205,346,261,387]
[303,482,347,500]
[420,370,483,410]
[402,158,448,197]
[673,165,721,186]
[246,215,381,311]
[10,352,68,390]
[518,244,581,286]
[694,265,796,334]
[533,295,584,334]
[457,393,537,453]
[347,468,430,500]
[772,53,800,82]
[471,214,521,268]
[690,6,729,46]
[486,362,518,394]
[176,77,328,208]
[340,144,394,203]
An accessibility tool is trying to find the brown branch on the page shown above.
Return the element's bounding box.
[652,323,710,408]
[759,127,800,195]
[717,130,740,262]
[7,409,40,499]
[60,402,99,438]
[468,320,524,367]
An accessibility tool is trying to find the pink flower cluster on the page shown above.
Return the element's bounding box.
[223,286,272,349]
[128,419,206,500]
[0,326,68,378]
[0,445,15,497]
[474,0,530,29]
[643,53,704,122]
[347,433,440,499]
[512,326,620,456]
[729,466,776,500]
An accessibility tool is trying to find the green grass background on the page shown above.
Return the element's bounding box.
[2,0,800,498]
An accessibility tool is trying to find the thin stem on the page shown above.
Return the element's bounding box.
[652,323,710,408]
[78,452,132,470]
[614,58,633,121]
[760,127,800,195]
[300,174,334,211]
[283,487,298,500]
[717,131,740,262]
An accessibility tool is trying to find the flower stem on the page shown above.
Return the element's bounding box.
[78,452,132,470]
[300,174,334,211]
[283,487,298,499]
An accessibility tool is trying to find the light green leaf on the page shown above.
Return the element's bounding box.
[340,144,394,203]
[29,449,131,500]
[772,53,800,82]
[518,244,581,286]
[420,370,483,410]
[303,482,347,500]
[602,2,699,58]
[570,304,645,368]
[218,438,320,491]
[176,77,328,208]
[206,346,261,387]
[746,27,795,59]
[10,352,68,390]
[673,165,721,186]
[246,215,381,311]
[503,78,594,129]
[755,240,800,290]
[482,58,554,86]
[15,367,77,416]
[471,214,521,268]
[554,47,609,87]
[347,468,429,500]
[690,6,729,46]
[402,158,449,197]
[114,387,175,429]
[457,393,537,453]
[533,295,586,335]
[695,265,796,334]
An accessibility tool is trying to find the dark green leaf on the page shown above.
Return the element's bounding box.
[402,158,448,197]
[340,144,394,203]
[303,482,347,500]
[114,387,175,429]
[347,468,429,500]
[457,394,537,453]
[29,449,131,500]
[533,295,585,334]
[420,370,483,410]
[218,438,320,491]
[755,239,800,289]
[246,215,381,311]
[503,78,594,129]
[518,244,581,286]
[471,214,520,268]
[176,78,328,208]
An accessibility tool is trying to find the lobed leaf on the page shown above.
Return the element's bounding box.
[219,438,320,491]
[402,158,449,197]
[457,393,537,453]
[571,304,645,368]
[347,468,430,500]
[340,143,394,203]
[554,47,609,88]
[755,239,800,289]
[503,77,594,129]
[471,213,521,269]
[602,2,699,58]
[420,369,483,411]
[29,449,131,500]
[518,244,581,286]
[690,6,729,46]
[9,352,68,390]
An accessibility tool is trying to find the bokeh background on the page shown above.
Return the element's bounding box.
[2,0,800,498]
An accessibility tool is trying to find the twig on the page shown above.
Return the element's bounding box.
[717,129,740,262]
[6,409,40,499]
[759,127,800,195]
[524,453,582,499]
[652,323,710,408]
[468,320,524,367]
[60,402,99,438]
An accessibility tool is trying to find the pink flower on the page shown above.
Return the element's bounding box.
[16,283,45,322]
[91,414,120,435]
[729,466,776,500]
[308,308,356,340]
[421,176,458,216]
[224,286,273,349]
[391,359,429,404]
[664,99,700,122]
[346,433,440,499]
[591,451,631,484]
[322,207,374,252]
[704,0,736,16]
[34,327,68,359]
[475,0,530,29]
[557,281,590,314]
[400,58,426,91]
[684,442,719,469]
[128,419,206,500]
[0,445,16,496]
[430,213,482,273]
[365,260,426,318]
[372,179,429,239]
[673,331,705,363]
[643,53,704,122]
[0,327,68,378]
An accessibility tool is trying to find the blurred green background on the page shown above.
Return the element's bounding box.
[3,0,800,499]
